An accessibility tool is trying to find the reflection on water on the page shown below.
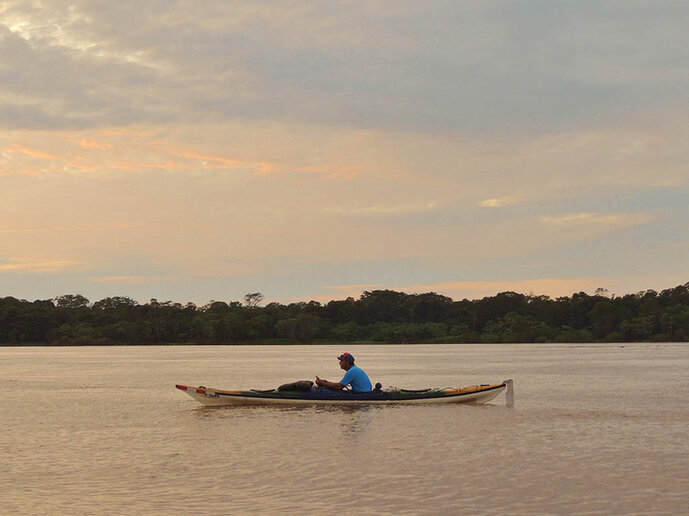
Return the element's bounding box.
[190,402,377,439]
[2,343,688,515]
[315,404,375,437]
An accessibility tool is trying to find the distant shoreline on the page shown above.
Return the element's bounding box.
[0,340,687,348]
[2,284,688,345]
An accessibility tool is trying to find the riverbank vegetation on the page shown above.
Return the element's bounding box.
[2,283,689,345]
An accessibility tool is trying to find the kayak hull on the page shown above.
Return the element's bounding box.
[176,381,509,406]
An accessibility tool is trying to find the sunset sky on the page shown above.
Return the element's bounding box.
[1,1,688,305]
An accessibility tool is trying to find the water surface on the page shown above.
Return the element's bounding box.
[2,344,687,514]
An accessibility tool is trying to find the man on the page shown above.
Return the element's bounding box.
[315,352,372,393]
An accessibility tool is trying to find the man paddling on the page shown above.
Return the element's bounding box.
[315,352,372,393]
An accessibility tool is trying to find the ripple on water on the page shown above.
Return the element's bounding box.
[2,344,688,514]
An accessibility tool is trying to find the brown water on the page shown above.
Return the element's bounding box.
[2,343,688,515]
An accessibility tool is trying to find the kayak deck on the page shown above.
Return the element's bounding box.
[176,380,513,406]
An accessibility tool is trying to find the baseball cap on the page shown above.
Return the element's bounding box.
[337,352,355,362]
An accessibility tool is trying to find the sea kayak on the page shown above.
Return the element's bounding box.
[176,379,513,406]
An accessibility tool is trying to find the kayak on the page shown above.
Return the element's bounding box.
[176,379,513,406]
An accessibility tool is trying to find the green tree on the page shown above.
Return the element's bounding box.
[244,292,264,308]
[53,294,90,309]
[247,314,274,339]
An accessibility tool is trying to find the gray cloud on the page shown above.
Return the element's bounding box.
[1,1,688,133]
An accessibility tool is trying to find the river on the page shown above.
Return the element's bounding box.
[2,343,687,515]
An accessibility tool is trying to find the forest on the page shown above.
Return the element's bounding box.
[1,283,689,345]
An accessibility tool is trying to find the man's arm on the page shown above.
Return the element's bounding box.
[315,377,345,390]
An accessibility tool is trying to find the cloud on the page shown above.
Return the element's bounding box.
[270,283,385,304]
[78,139,112,150]
[4,144,58,160]
[273,274,689,304]
[91,275,158,284]
[327,283,383,293]
[402,278,611,300]
[0,258,82,272]
[325,202,440,218]
[0,223,147,234]
[402,273,689,301]
[478,196,520,208]
[2,2,688,133]
[0,129,279,176]
[291,165,362,179]
[541,212,654,228]
[404,278,602,299]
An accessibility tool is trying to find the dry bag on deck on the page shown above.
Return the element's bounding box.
[277,380,314,391]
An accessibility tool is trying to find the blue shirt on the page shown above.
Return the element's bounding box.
[340,365,372,393]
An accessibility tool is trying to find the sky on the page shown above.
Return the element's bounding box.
[1,0,688,305]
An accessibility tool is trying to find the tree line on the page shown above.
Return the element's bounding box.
[1,283,689,345]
